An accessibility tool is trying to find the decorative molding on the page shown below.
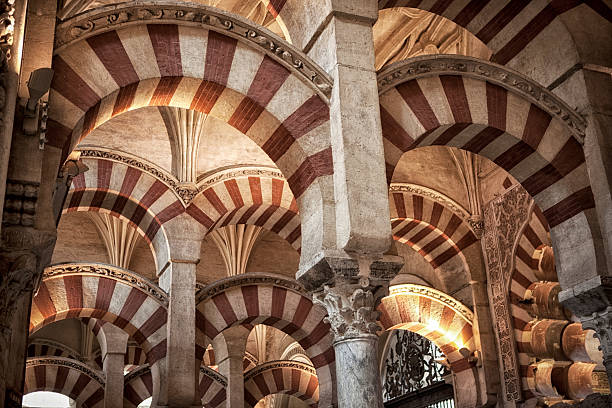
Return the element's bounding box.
[482,184,532,402]
[28,338,85,363]
[124,364,150,384]
[78,147,285,206]
[313,277,389,341]
[388,284,473,323]
[54,1,333,100]
[209,224,262,276]
[244,360,316,381]
[0,1,15,61]
[2,179,39,227]
[200,365,227,387]
[43,262,168,305]
[26,356,106,386]
[377,55,586,143]
[196,272,307,304]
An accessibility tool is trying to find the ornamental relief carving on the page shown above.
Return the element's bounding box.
[124,364,151,384]
[26,357,106,386]
[244,360,316,381]
[482,184,532,402]
[388,284,473,323]
[200,365,228,387]
[54,2,332,100]
[78,148,287,207]
[196,272,307,304]
[43,262,168,305]
[377,55,585,143]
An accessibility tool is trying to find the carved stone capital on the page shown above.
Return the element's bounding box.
[559,275,612,317]
[582,307,612,360]
[313,277,389,342]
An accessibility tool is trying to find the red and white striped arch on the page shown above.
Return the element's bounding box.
[27,340,82,362]
[49,17,332,200]
[191,174,301,250]
[30,264,168,365]
[84,318,149,369]
[195,274,335,407]
[376,0,610,65]
[198,366,227,408]
[25,357,105,408]
[244,361,319,407]
[124,366,154,408]
[379,284,478,406]
[389,189,478,275]
[379,58,600,288]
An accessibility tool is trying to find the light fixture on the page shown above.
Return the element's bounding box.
[23,67,54,141]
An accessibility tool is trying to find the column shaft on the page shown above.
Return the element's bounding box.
[103,352,125,408]
[334,336,382,407]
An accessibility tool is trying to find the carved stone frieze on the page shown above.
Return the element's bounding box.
[196,272,306,304]
[482,184,532,402]
[0,1,14,61]
[54,1,332,100]
[244,360,316,381]
[26,357,105,386]
[377,55,586,143]
[200,365,227,387]
[388,284,474,323]
[124,364,150,384]
[78,148,285,206]
[313,277,389,342]
[43,262,168,305]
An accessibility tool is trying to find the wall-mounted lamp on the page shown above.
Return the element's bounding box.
[23,67,54,148]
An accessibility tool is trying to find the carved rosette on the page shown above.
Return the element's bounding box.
[314,278,389,342]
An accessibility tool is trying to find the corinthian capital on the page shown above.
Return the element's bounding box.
[314,277,389,342]
[582,306,612,359]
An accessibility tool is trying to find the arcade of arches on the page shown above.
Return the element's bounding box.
[1,1,611,407]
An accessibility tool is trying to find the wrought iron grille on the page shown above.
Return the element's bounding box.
[382,330,453,407]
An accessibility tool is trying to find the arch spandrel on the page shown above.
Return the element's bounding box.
[378,55,602,290]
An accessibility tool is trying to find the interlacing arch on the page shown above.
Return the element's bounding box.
[378,55,602,287]
[244,360,319,407]
[195,273,336,407]
[25,357,105,408]
[30,263,169,365]
[389,184,479,276]
[378,284,478,406]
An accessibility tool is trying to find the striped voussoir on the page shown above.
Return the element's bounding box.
[124,365,153,408]
[389,190,478,273]
[376,0,610,65]
[190,173,301,250]
[30,265,168,365]
[87,317,149,368]
[48,20,332,199]
[66,157,182,247]
[244,361,319,407]
[27,340,82,362]
[25,357,105,408]
[199,365,227,408]
[195,274,335,405]
[379,61,594,231]
[379,284,475,373]
[509,205,550,402]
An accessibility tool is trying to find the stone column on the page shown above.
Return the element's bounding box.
[98,323,129,408]
[212,326,249,408]
[310,256,402,408]
[156,216,205,408]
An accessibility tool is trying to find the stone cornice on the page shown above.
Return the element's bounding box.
[388,284,474,324]
[389,182,483,236]
[124,364,150,383]
[377,55,586,143]
[77,147,287,207]
[43,262,168,306]
[26,357,105,386]
[200,365,227,387]
[244,360,316,381]
[54,1,333,101]
[196,273,307,305]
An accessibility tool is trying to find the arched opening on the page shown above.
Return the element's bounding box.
[382,330,454,407]
[23,391,76,408]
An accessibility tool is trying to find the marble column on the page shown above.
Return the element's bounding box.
[98,323,129,408]
[213,326,249,408]
[314,276,390,408]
